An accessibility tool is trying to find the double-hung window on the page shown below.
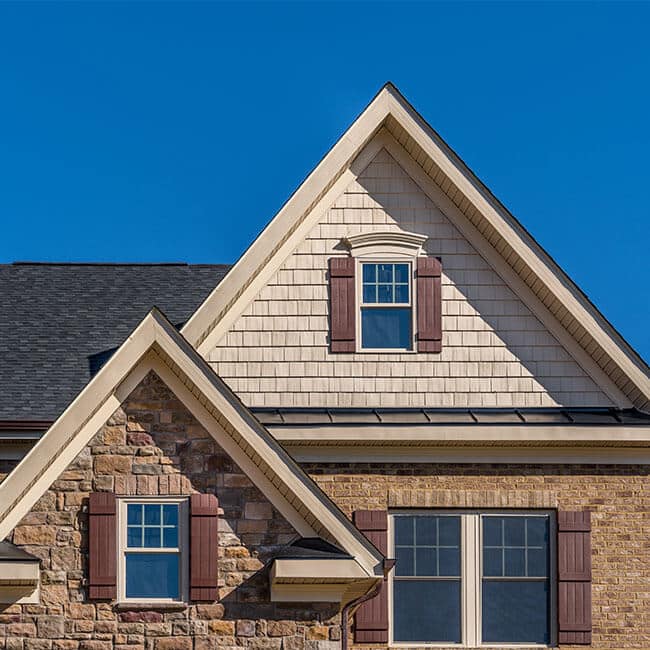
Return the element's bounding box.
[119,498,188,602]
[391,511,553,646]
[360,262,413,350]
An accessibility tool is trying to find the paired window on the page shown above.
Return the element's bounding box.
[360,262,413,350]
[119,499,188,602]
[392,511,552,646]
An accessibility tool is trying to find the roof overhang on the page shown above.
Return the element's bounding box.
[180,83,649,410]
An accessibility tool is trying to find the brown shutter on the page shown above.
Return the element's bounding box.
[558,510,592,644]
[190,493,219,601]
[329,257,355,352]
[353,510,388,643]
[417,257,442,353]
[88,492,117,600]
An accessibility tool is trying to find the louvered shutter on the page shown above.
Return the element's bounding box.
[329,257,356,352]
[558,510,592,644]
[190,493,219,601]
[417,257,442,353]
[88,492,117,599]
[353,510,388,643]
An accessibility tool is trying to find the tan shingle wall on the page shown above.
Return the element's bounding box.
[209,149,612,408]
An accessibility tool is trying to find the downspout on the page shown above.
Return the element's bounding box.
[340,559,395,650]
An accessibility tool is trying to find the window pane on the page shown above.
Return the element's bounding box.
[482,580,549,644]
[378,264,393,283]
[504,517,525,546]
[483,547,502,576]
[362,284,376,303]
[394,580,461,643]
[527,547,549,577]
[415,516,436,545]
[163,505,178,526]
[483,517,502,546]
[125,553,179,599]
[144,527,161,548]
[395,547,414,576]
[394,517,414,546]
[361,307,411,349]
[127,527,142,548]
[438,547,460,577]
[394,284,409,303]
[144,504,161,526]
[527,517,548,547]
[438,517,460,547]
[362,264,376,283]
[415,548,437,576]
[127,504,142,525]
[163,527,178,549]
[504,548,526,576]
[377,284,393,303]
[394,264,409,283]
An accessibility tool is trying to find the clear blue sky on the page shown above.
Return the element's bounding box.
[0,1,648,361]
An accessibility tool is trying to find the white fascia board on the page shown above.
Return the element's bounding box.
[0,560,39,585]
[271,558,369,582]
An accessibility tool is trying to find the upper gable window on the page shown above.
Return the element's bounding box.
[360,262,412,350]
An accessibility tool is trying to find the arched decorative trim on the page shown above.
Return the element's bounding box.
[342,230,428,258]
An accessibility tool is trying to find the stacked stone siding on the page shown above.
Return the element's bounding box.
[306,462,650,650]
[0,372,340,650]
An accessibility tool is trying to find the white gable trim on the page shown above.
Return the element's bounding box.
[181,84,649,410]
[0,310,383,578]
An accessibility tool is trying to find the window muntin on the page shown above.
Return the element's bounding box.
[390,511,553,647]
[481,515,550,645]
[393,515,462,643]
[119,499,186,602]
[360,262,412,350]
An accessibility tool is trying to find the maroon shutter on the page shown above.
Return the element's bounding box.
[558,510,592,644]
[190,493,219,601]
[353,510,388,643]
[88,492,117,600]
[329,257,355,353]
[417,257,442,353]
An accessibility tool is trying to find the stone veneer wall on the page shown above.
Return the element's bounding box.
[305,462,650,650]
[0,372,340,650]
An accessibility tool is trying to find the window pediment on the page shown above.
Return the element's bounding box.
[342,230,428,258]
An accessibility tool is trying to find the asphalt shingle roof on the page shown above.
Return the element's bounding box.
[0,263,231,421]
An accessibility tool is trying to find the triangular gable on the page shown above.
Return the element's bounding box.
[181,83,649,410]
[0,309,383,577]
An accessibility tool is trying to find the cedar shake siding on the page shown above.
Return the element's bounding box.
[209,149,613,409]
[1,372,340,649]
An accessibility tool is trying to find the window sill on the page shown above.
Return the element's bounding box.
[114,601,189,611]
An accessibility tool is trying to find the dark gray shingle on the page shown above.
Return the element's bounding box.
[0,263,231,421]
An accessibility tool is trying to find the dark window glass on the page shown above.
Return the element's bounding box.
[394,580,461,643]
[361,308,411,349]
[125,553,180,599]
[482,581,550,644]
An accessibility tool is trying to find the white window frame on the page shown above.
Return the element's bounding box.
[117,497,189,604]
[356,257,416,353]
[388,510,557,648]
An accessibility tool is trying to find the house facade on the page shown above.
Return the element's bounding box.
[0,84,649,650]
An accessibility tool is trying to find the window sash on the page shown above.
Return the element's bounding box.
[389,510,555,648]
[118,498,188,603]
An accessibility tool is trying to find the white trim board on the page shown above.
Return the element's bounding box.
[180,83,649,410]
[0,309,383,580]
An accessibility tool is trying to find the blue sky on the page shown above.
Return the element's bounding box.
[0,1,648,361]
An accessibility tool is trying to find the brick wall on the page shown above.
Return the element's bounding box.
[305,462,650,649]
[209,148,611,408]
[0,372,340,650]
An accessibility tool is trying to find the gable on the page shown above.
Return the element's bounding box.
[0,309,383,578]
[208,146,617,408]
[183,84,649,410]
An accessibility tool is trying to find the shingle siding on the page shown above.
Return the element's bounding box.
[209,149,612,408]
